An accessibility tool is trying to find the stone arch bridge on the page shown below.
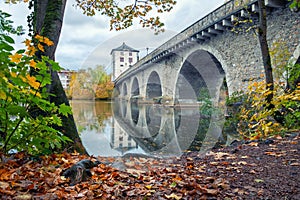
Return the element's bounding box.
[114,0,300,105]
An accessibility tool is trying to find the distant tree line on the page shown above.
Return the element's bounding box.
[66,65,114,100]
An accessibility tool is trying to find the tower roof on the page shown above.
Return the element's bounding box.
[111,42,139,54]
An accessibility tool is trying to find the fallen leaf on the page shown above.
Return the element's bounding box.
[248,142,259,146]
[169,182,177,188]
[165,193,182,199]
[204,188,219,195]
[0,181,9,189]
[241,156,249,158]
[290,162,300,166]
[13,194,32,200]
[254,179,264,183]
[145,185,152,190]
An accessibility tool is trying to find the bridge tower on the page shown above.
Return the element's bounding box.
[111,42,139,81]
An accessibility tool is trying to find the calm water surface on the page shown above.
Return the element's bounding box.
[70,100,232,157]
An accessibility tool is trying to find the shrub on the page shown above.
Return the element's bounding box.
[238,80,300,140]
[0,10,71,155]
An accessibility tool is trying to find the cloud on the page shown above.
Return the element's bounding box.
[163,0,224,31]
[79,29,177,71]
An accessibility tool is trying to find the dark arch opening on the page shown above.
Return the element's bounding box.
[177,61,207,100]
[146,71,162,100]
[175,50,226,103]
[145,106,161,136]
[123,83,128,96]
[130,77,140,125]
[130,101,139,125]
[131,77,140,97]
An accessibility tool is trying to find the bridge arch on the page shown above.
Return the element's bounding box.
[131,77,140,97]
[176,49,227,104]
[146,71,162,100]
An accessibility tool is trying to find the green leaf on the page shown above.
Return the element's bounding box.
[7,105,27,117]
[3,35,14,44]
[58,103,72,116]
[50,60,61,71]
[170,182,177,188]
[16,49,25,54]
[0,42,14,51]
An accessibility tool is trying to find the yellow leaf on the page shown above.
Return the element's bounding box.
[29,59,37,69]
[266,122,273,126]
[26,74,40,89]
[26,45,36,56]
[19,75,27,83]
[34,34,44,41]
[0,91,6,100]
[145,185,152,190]
[254,179,264,183]
[10,72,17,78]
[37,43,45,52]
[9,53,22,63]
[43,37,54,46]
[23,39,31,47]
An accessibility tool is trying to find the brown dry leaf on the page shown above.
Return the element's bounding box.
[165,193,182,199]
[126,168,146,176]
[248,142,259,146]
[213,178,230,190]
[0,181,9,189]
[290,162,300,166]
[233,188,246,195]
[13,194,32,200]
[275,135,283,139]
[214,152,230,159]
[238,161,247,165]
[244,185,259,192]
[204,188,219,195]
[232,161,247,165]
[210,161,219,166]
[264,151,284,157]
[0,188,16,195]
[125,161,136,167]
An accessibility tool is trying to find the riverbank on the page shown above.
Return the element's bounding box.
[0,132,299,199]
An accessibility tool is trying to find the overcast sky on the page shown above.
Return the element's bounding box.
[1,0,224,71]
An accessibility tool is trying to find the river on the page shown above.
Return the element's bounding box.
[70,100,234,157]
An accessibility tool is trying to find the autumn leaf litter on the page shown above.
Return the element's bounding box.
[0,133,299,199]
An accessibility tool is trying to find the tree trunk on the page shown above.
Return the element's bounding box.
[34,0,86,154]
[257,0,274,104]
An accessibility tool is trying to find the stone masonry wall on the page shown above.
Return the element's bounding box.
[204,6,300,93]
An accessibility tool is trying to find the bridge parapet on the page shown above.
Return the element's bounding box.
[115,0,288,83]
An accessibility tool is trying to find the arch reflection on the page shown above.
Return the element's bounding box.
[113,99,201,156]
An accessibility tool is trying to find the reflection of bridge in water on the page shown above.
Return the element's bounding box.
[113,100,226,156]
[71,100,227,156]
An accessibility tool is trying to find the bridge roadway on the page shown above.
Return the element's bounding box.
[114,0,300,105]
